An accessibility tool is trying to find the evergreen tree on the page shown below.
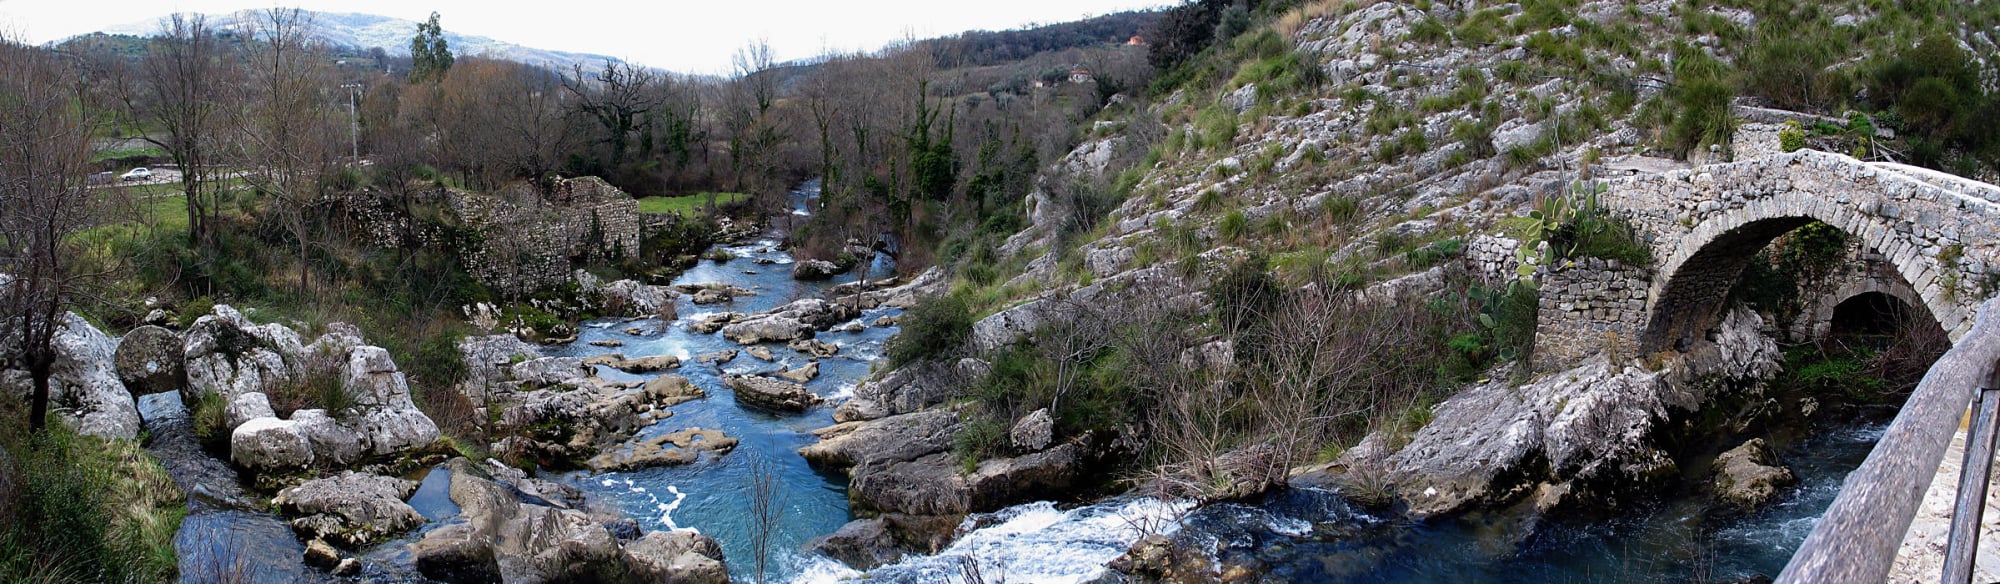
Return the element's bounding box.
[410,12,453,82]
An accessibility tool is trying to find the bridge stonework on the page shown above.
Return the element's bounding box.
[1530,150,2000,370]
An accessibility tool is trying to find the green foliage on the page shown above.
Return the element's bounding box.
[409,12,455,82]
[1219,209,1250,241]
[1733,222,1849,324]
[0,425,185,584]
[1409,18,1449,44]
[1404,238,1463,269]
[636,193,748,216]
[886,293,973,366]
[1322,195,1359,225]
[1779,121,1808,152]
[1194,105,1239,151]
[1740,29,1845,112]
[1527,183,1651,266]
[191,389,229,445]
[952,416,1011,471]
[1867,35,1997,171]
[1472,279,1540,364]
[1663,44,1738,157]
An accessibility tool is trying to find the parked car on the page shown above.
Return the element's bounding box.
[119,167,153,182]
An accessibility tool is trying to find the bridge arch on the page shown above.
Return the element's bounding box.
[1639,191,1968,352]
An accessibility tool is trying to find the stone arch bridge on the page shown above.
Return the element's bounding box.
[1529,150,2000,369]
[1530,149,2000,582]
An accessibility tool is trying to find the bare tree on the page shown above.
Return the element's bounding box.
[563,60,662,173]
[125,13,237,252]
[0,39,107,430]
[748,456,785,584]
[237,8,340,296]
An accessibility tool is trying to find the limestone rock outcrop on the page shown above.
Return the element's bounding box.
[275,471,424,547]
[1711,438,1795,510]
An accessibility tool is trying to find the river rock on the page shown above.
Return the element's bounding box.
[183,305,305,406]
[411,458,728,584]
[587,426,738,472]
[727,375,821,412]
[1010,408,1055,452]
[746,346,775,361]
[720,315,812,344]
[1712,438,1795,510]
[304,539,342,569]
[792,259,843,280]
[276,471,423,547]
[849,453,971,516]
[509,357,595,388]
[689,312,741,334]
[43,313,142,440]
[623,530,729,584]
[695,349,737,365]
[588,339,624,348]
[800,409,961,470]
[789,338,840,358]
[807,518,904,570]
[114,325,185,396]
[778,361,819,384]
[614,354,680,373]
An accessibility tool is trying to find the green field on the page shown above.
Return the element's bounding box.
[636,192,746,216]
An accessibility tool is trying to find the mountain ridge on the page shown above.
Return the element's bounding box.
[96,10,623,72]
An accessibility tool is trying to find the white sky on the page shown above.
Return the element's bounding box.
[0,0,1172,74]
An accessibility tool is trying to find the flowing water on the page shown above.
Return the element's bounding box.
[832,417,1883,584]
[542,182,902,582]
[143,179,1894,583]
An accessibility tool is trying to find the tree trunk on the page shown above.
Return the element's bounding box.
[28,353,52,431]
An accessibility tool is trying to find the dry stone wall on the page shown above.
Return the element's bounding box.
[448,177,641,295]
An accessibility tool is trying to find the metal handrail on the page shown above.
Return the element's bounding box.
[1778,298,2000,583]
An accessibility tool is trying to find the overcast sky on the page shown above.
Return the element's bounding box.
[0,0,1172,74]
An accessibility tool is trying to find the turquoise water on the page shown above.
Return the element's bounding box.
[542,183,903,582]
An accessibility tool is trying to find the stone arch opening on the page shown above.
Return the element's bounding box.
[1642,216,1819,352]
[1827,292,1930,339]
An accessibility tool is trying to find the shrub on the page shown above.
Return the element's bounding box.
[1663,44,1737,157]
[0,426,184,584]
[1779,121,1807,152]
[1740,32,1841,111]
[887,293,973,366]
[1322,195,1360,224]
[1219,209,1250,241]
[1405,238,1463,269]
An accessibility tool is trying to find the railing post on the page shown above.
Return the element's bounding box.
[1943,360,2000,583]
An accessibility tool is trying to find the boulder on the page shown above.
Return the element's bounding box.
[623,530,729,584]
[225,392,276,429]
[43,313,142,439]
[695,350,738,365]
[598,280,677,318]
[457,334,539,404]
[510,357,594,389]
[488,374,703,470]
[727,375,822,412]
[1010,408,1055,452]
[613,354,680,373]
[833,359,977,422]
[969,299,1051,355]
[746,346,775,361]
[411,458,728,584]
[688,312,741,334]
[183,305,306,406]
[588,339,624,348]
[849,453,971,516]
[789,338,840,358]
[720,316,812,344]
[778,361,819,384]
[276,471,424,547]
[304,539,342,569]
[588,427,738,472]
[231,417,313,469]
[291,409,365,467]
[1712,438,1795,510]
[114,325,185,396]
[807,518,903,571]
[966,443,1083,510]
[800,409,960,470]
[792,259,843,281]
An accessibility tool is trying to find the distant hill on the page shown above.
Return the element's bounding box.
[930,11,1162,68]
[97,10,621,72]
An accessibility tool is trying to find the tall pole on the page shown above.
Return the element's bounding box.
[342,83,362,163]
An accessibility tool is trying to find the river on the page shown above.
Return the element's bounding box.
[151,180,1899,583]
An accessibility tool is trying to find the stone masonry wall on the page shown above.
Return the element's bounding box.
[1462,235,1524,286]
[449,176,641,296]
[1534,258,1653,372]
